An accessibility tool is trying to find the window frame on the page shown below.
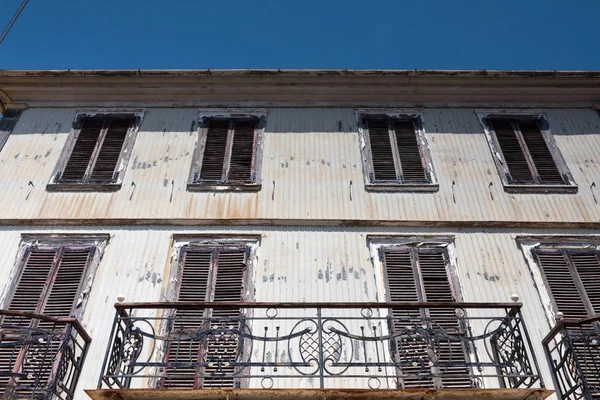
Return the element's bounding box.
[478,111,577,193]
[0,234,109,320]
[518,236,600,325]
[357,110,438,192]
[187,109,266,192]
[47,110,144,192]
[0,108,23,155]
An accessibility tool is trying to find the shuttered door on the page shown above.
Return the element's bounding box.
[489,119,535,183]
[89,119,131,182]
[198,121,229,182]
[519,121,564,184]
[228,121,256,183]
[417,251,471,388]
[163,250,211,388]
[60,119,104,181]
[393,120,428,183]
[203,251,246,388]
[163,248,246,389]
[383,251,432,388]
[367,119,397,181]
[0,247,92,398]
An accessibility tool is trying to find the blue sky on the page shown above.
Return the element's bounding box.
[0,0,599,70]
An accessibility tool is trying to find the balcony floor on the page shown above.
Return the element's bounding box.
[86,388,553,400]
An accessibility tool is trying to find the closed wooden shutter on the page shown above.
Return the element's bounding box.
[59,117,133,183]
[228,121,257,182]
[571,253,600,314]
[60,119,104,181]
[519,121,564,184]
[0,247,93,397]
[367,119,397,181]
[89,119,131,182]
[163,248,247,389]
[490,119,535,183]
[393,120,428,183]
[383,248,471,389]
[199,121,229,182]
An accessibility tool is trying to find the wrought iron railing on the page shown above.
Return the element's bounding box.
[97,301,543,390]
[0,310,91,400]
[543,316,600,400]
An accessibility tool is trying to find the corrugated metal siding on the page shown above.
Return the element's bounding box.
[0,108,599,222]
[0,226,590,396]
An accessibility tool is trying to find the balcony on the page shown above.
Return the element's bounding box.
[543,316,600,400]
[89,302,550,400]
[0,310,91,400]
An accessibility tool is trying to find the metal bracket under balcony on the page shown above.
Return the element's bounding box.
[92,301,547,400]
[543,316,600,400]
[0,309,91,400]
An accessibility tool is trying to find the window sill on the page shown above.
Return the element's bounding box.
[187,183,262,193]
[365,183,439,193]
[503,184,578,194]
[46,182,122,192]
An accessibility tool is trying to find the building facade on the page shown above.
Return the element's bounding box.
[0,70,599,400]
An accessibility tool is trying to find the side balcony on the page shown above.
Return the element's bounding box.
[88,302,550,400]
[543,316,600,400]
[0,310,91,400]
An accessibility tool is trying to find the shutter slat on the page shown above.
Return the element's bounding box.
[227,121,256,182]
[367,119,397,181]
[90,119,131,182]
[490,119,535,183]
[519,121,564,184]
[198,121,228,182]
[60,119,103,181]
[394,120,428,183]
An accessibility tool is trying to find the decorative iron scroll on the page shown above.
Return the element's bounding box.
[98,303,544,390]
[543,318,600,400]
[0,312,90,400]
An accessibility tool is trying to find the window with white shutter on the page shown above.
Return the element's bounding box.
[381,245,473,389]
[479,113,576,193]
[188,112,265,192]
[47,112,143,192]
[358,113,438,192]
[162,238,257,389]
[0,236,107,397]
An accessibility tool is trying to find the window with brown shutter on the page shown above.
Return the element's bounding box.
[188,114,265,192]
[480,114,576,193]
[47,113,142,192]
[162,244,250,389]
[381,245,472,389]
[0,240,103,397]
[359,113,438,192]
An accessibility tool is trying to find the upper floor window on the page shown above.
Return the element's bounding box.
[358,112,437,192]
[0,108,23,155]
[479,113,576,193]
[47,112,143,192]
[188,111,265,192]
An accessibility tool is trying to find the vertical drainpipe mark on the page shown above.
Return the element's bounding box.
[271,180,276,201]
[338,120,343,132]
[488,182,494,201]
[25,181,34,201]
[349,180,353,201]
[129,182,137,201]
[451,181,456,204]
[591,182,597,204]
[170,180,174,203]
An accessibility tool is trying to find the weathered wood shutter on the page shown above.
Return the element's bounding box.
[197,119,258,184]
[367,119,397,181]
[164,248,247,389]
[393,120,428,183]
[383,248,471,389]
[60,117,133,183]
[490,118,564,185]
[60,119,104,181]
[89,119,131,182]
[199,121,229,181]
[0,247,93,397]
